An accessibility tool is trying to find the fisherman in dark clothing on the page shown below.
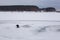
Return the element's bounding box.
[16,24,19,28]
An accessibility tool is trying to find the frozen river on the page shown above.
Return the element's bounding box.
[0,12,60,40]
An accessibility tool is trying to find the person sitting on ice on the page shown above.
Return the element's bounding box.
[16,24,19,28]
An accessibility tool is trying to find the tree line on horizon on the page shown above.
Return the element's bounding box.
[0,5,56,12]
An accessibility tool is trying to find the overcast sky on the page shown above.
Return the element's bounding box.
[0,0,60,9]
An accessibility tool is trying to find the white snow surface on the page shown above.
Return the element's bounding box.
[0,11,60,21]
[0,21,60,40]
[0,11,60,40]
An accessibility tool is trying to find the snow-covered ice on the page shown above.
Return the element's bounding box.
[0,11,60,40]
[0,11,60,21]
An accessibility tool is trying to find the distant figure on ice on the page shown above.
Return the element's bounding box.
[16,24,19,28]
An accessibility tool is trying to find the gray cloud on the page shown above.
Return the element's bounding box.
[0,0,39,5]
[38,0,60,9]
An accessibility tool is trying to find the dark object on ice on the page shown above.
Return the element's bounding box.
[16,24,19,28]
